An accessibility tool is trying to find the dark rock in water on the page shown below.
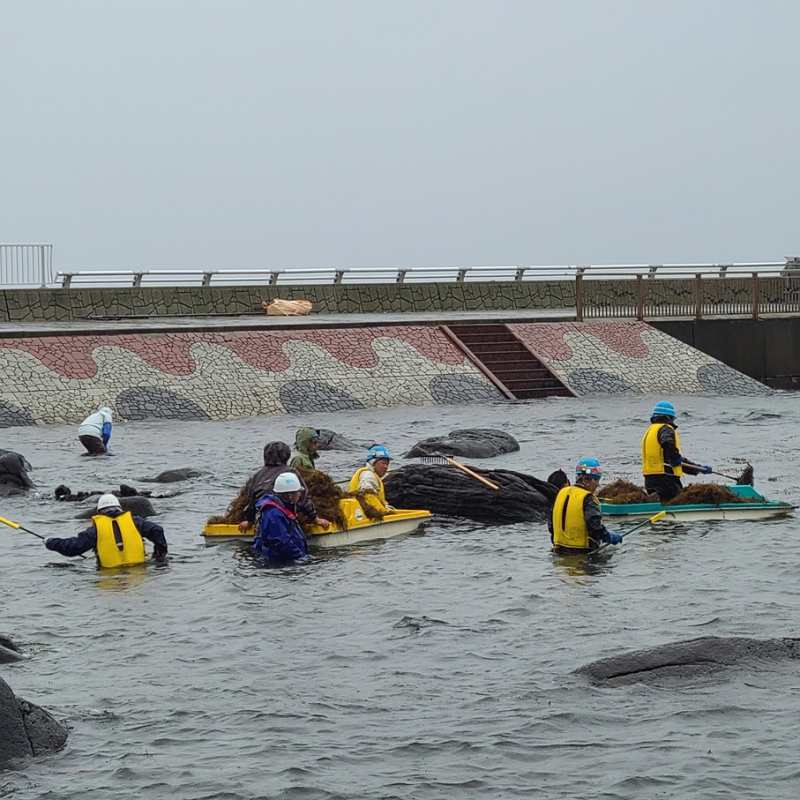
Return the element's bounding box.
[0,634,24,664]
[316,428,360,451]
[384,464,556,524]
[576,636,800,686]
[0,677,68,769]
[0,451,35,495]
[141,468,203,483]
[76,496,157,519]
[404,428,520,459]
[0,449,32,471]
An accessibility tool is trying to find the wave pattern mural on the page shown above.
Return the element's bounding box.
[507,322,771,396]
[0,327,497,427]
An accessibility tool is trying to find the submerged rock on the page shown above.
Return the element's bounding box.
[0,634,24,664]
[75,496,157,519]
[404,428,519,459]
[576,636,800,686]
[0,451,35,496]
[316,429,360,451]
[142,468,203,483]
[0,677,68,769]
[384,464,556,524]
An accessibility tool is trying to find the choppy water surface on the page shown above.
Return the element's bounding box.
[2,393,800,799]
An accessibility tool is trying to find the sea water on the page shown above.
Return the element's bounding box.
[1,392,799,799]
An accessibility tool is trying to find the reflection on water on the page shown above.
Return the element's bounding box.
[1,392,800,799]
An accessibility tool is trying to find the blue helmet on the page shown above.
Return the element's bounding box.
[575,457,602,478]
[367,445,393,463]
[652,401,676,419]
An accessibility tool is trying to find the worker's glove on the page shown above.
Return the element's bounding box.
[699,465,713,474]
[153,547,168,560]
[43,538,55,549]
[604,532,623,545]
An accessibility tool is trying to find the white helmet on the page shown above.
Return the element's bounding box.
[97,493,122,512]
[273,472,302,494]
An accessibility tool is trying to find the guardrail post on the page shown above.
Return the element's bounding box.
[514,267,526,282]
[61,273,72,288]
[269,271,280,285]
[695,273,703,319]
[636,274,644,320]
[396,269,407,284]
[456,268,467,282]
[133,272,144,287]
[575,274,583,321]
[334,269,345,284]
[202,271,213,286]
[39,244,46,287]
[752,271,760,319]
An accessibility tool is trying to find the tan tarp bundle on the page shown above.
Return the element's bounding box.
[261,299,313,316]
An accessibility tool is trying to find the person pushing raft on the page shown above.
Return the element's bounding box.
[253,472,311,565]
[642,401,712,502]
[44,493,168,567]
[549,458,622,553]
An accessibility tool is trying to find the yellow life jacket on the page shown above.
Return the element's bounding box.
[348,467,387,506]
[93,511,146,568]
[552,486,594,550]
[642,423,682,477]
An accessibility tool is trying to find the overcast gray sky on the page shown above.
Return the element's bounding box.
[2,1,798,274]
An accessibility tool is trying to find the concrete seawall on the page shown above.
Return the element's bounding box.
[0,321,768,428]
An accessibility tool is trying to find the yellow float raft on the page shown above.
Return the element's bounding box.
[202,497,431,549]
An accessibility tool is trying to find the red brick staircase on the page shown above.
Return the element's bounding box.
[442,323,574,400]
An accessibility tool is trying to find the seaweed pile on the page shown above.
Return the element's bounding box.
[736,464,755,485]
[205,469,385,532]
[601,479,758,506]
[666,483,756,506]
[600,480,652,504]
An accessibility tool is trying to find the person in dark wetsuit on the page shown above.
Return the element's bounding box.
[549,458,622,552]
[237,441,330,534]
[44,493,167,567]
[642,401,712,502]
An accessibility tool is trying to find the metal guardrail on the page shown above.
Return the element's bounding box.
[48,259,796,288]
[0,244,53,287]
[576,264,800,320]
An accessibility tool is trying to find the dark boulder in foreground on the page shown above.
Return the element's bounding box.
[142,468,203,483]
[576,636,800,686]
[75,496,157,520]
[0,676,68,770]
[404,428,519,459]
[384,464,556,524]
[55,484,172,502]
[316,429,360,451]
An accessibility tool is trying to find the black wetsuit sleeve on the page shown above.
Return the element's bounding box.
[583,494,609,549]
[133,516,168,556]
[45,525,97,557]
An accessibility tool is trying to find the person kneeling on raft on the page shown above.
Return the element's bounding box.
[253,472,312,565]
[349,445,396,513]
[45,494,168,567]
[549,458,622,552]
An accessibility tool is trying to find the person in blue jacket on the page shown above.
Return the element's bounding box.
[253,472,311,565]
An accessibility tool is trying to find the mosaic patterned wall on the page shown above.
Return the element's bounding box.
[0,282,574,321]
[508,322,771,396]
[0,322,769,428]
[0,327,498,427]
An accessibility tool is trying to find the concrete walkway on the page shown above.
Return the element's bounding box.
[0,308,577,338]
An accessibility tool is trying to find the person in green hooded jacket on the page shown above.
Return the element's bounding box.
[290,427,321,471]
